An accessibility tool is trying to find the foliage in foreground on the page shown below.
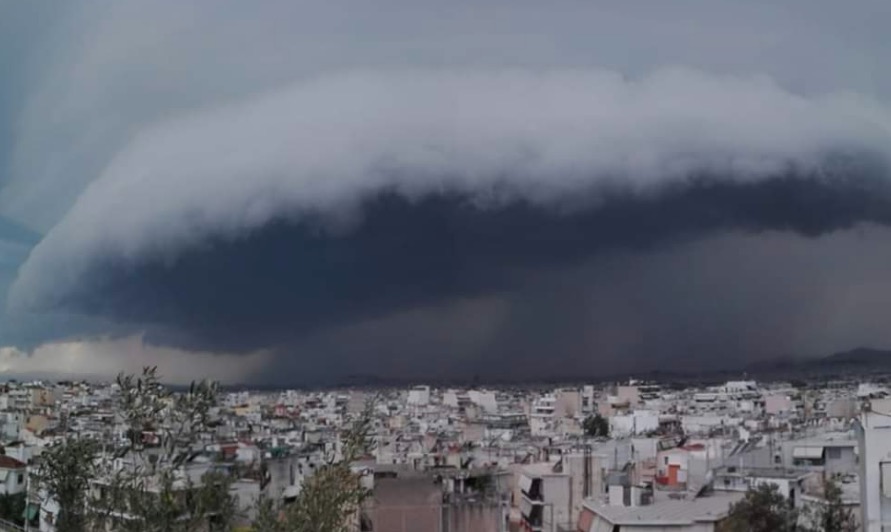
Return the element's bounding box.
[36,437,101,532]
[37,367,376,532]
[803,478,858,532]
[251,403,374,532]
[723,479,858,532]
[0,492,27,527]
[723,483,798,532]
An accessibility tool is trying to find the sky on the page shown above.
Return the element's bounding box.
[1,0,891,384]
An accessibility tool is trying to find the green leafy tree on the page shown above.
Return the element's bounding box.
[582,414,609,438]
[807,478,857,532]
[253,402,375,532]
[36,437,100,532]
[251,495,287,532]
[0,492,27,526]
[96,367,236,532]
[39,367,238,532]
[723,483,798,532]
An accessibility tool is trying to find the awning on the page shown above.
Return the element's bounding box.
[519,474,533,494]
[577,508,596,532]
[793,446,824,459]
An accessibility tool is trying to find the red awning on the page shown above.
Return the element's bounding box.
[577,508,596,532]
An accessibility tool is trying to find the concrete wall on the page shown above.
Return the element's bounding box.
[826,398,858,420]
[617,386,641,406]
[368,476,504,532]
[0,468,24,495]
[555,390,582,418]
[543,475,572,531]
[468,391,498,414]
[369,476,442,532]
[442,502,503,532]
[825,446,858,476]
[631,438,659,462]
[564,454,603,526]
[611,411,659,437]
[857,400,891,532]
[765,394,794,416]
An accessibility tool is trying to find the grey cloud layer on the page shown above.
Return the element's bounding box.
[5,0,891,231]
[12,68,891,312]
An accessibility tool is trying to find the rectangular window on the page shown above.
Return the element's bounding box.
[881,463,891,498]
[827,447,842,459]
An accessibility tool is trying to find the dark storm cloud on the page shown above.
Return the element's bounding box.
[22,168,891,354]
[252,225,891,385]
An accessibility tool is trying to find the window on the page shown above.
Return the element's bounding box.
[17,474,22,484]
[881,463,891,498]
[664,457,669,465]
[827,447,842,460]
[360,512,374,531]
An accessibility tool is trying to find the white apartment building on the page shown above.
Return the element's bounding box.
[519,462,572,532]
[857,398,891,531]
[407,385,431,407]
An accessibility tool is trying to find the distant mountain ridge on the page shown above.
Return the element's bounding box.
[744,346,891,377]
[821,347,891,365]
[325,348,891,388]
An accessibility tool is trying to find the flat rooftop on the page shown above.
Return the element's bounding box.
[585,492,745,525]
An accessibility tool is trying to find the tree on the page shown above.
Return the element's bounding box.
[0,492,27,526]
[251,495,287,532]
[807,477,857,532]
[35,437,100,532]
[253,401,375,532]
[96,367,237,532]
[582,414,609,438]
[724,483,798,532]
[38,367,238,532]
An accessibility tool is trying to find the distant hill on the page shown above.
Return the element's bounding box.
[821,347,891,366]
[743,347,891,379]
[218,347,891,390]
